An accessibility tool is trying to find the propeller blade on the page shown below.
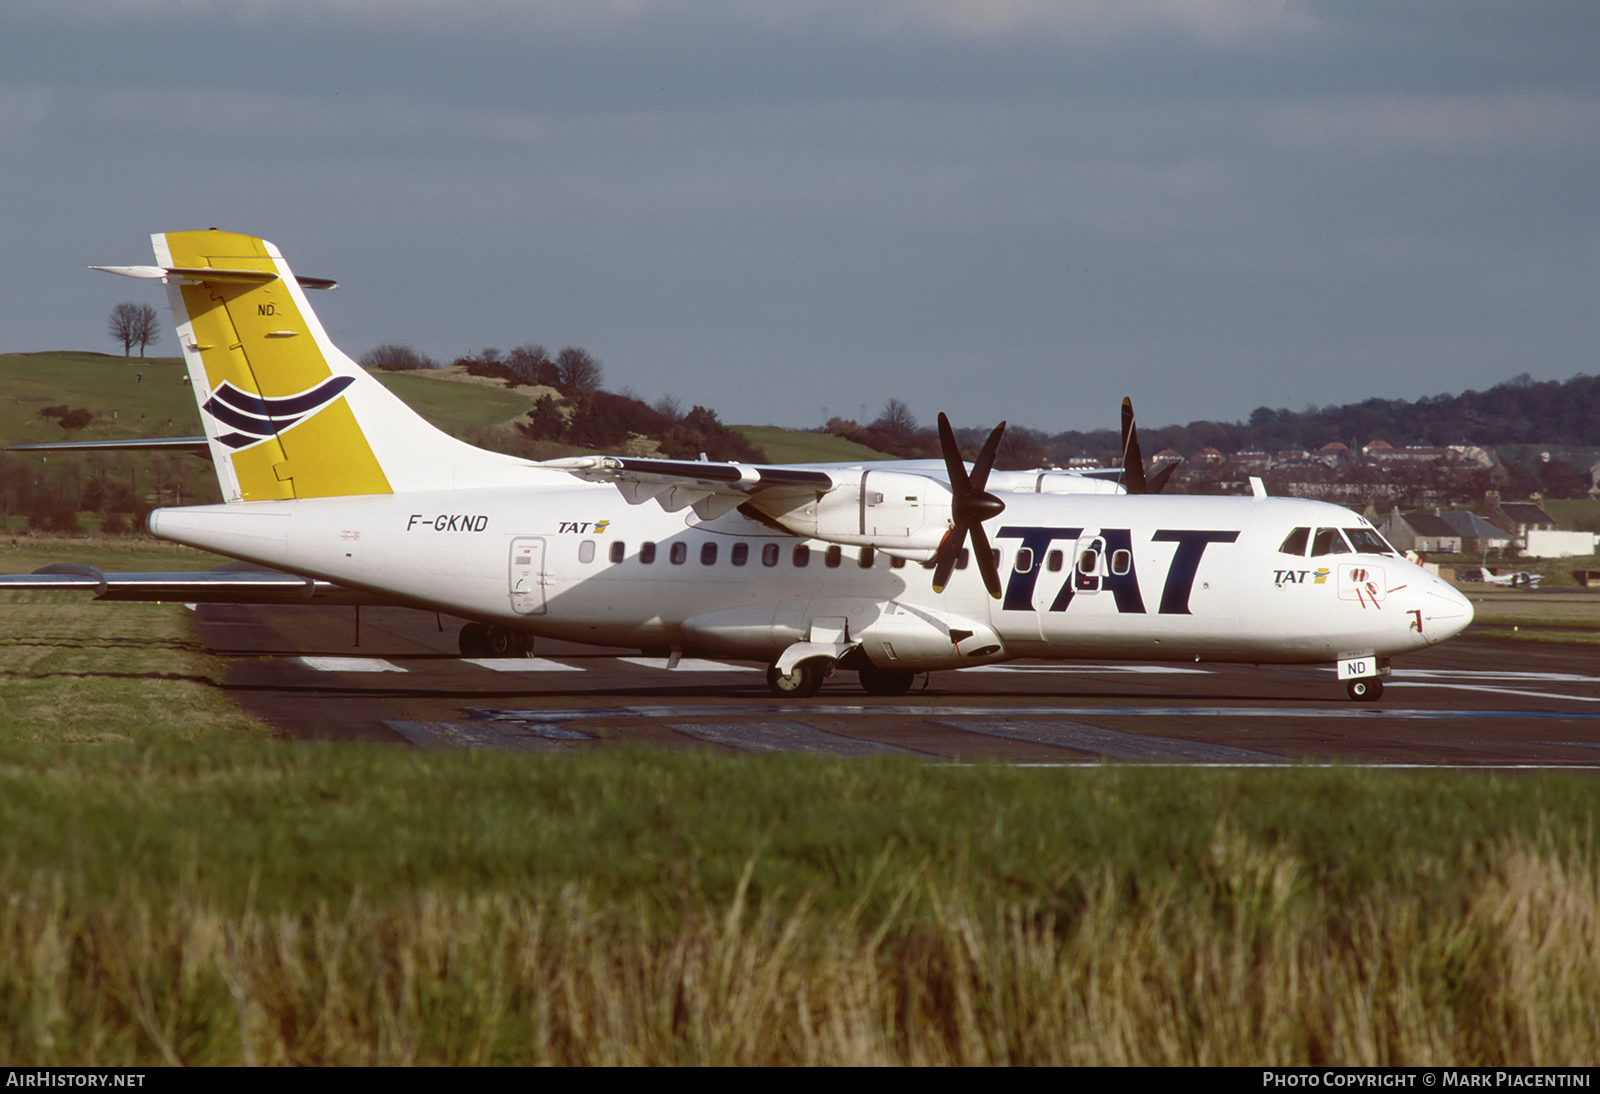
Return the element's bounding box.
[931,525,963,593]
[1120,396,1148,495]
[969,419,1007,494]
[1147,460,1178,494]
[936,412,971,495]
[969,522,1003,599]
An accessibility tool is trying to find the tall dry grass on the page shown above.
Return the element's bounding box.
[3,829,1598,1066]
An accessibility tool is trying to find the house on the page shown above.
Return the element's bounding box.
[1479,491,1557,550]
[1438,510,1514,558]
[1381,509,1464,555]
[1314,441,1350,466]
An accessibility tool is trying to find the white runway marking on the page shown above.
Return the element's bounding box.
[1394,669,1600,683]
[464,657,586,672]
[1387,683,1600,703]
[965,664,1210,675]
[299,656,405,673]
[618,657,752,672]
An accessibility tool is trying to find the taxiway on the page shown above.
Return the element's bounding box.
[196,604,1600,768]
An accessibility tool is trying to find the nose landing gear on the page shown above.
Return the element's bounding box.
[766,659,827,697]
[1346,677,1383,702]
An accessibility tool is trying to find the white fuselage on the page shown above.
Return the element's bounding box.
[148,476,1475,672]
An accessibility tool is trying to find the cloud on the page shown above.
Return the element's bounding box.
[1252,92,1600,157]
[10,0,1314,43]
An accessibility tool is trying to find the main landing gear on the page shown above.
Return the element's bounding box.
[458,622,534,658]
[765,658,918,698]
[858,665,916,696]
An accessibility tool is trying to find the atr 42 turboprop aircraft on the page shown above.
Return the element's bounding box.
[4,230,1475,701]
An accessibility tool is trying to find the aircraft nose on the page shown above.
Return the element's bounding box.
[1417,575,1474,645]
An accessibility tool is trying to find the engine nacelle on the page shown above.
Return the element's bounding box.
[753,470,953,560]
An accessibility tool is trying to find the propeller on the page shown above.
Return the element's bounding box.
[1118,396,1176,494]
[931,412,1007,598]
[1119,396,1147,494]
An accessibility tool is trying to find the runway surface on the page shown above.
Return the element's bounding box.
[195,604,1600,768]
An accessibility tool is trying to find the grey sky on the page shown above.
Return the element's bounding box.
[2,1,1596,435]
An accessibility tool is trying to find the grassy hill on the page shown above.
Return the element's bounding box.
[1,351,892,466]
[0,351,197,444]
[732,425,893,464]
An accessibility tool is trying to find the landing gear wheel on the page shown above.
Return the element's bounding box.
[858,665,916,696]
[486,626,533,658]
[458,622,492,657]
[1346,677,1383,702]
[767,660,825,698]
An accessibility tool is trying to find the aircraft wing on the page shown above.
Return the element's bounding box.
[541,455,835,519]
[0,562,393,605]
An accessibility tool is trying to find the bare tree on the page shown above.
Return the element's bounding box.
[109,302,157,357]
[133,304,160,356]
[554,346,603,390]
[873,398,917,440]
[507,344,551,383]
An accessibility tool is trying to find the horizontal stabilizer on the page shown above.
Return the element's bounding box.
[8,437,211,456]
[4,562,391,605]
[90,265,337,290]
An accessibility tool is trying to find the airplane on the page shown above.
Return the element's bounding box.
[3,230,1475,703]
[1469,568,1542,588]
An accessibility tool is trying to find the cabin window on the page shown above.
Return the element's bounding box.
[991,549,1001,571]
[825,545,842,568]
[1110,549,1132,576]
[700,542,718,565]
[1310,527,1351,556]
[731,543,749,566]
[609,541,625,564]
[762,543,780,567]
[578,540,596,564]
[1015,548,1034,574]
[1079,548,1099,575]
[1278,527,1310,557]
[670,541,688,565]
[793,545,810,567]
[640,541,656,564]
[858,547,875,568]
[1344,528,1395,556]
[1047,550,1064,572]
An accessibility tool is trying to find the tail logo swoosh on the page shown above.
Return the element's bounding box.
[203,376,356,449]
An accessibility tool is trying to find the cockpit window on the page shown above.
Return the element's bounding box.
[1310,527,1352,556]
[1279,527,1310,557]
[1343,528,1396,556]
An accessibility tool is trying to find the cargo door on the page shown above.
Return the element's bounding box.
[509,537,547,615]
